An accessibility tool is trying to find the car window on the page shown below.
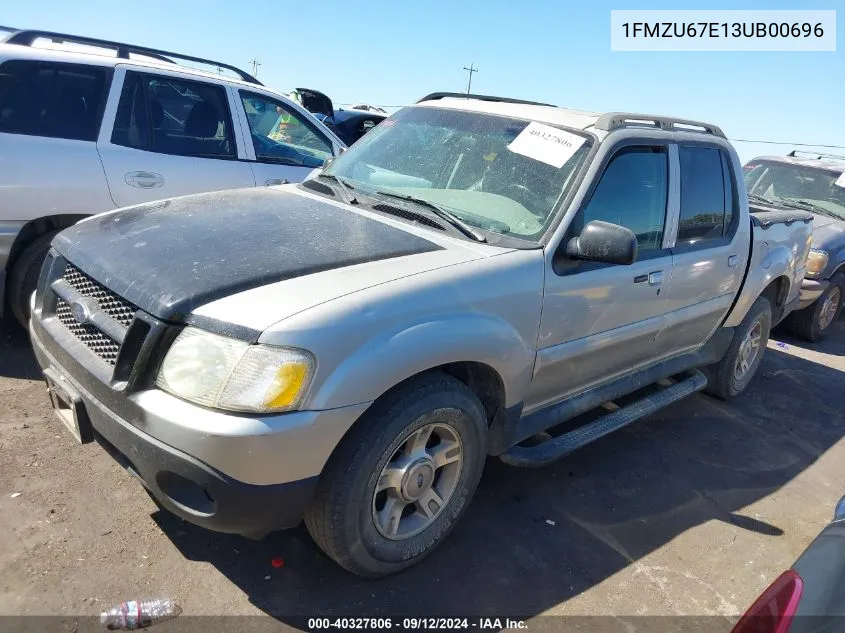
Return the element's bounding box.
[0,60,109,141]
[239,91,332,168]
[677,146,732,245]
[745,160,845,220]
[111,71,235,159]
[581,146,668,252]
[323,106,593,239]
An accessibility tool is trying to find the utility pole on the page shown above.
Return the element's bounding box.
[249,58,261,78]
[462,63,478,95]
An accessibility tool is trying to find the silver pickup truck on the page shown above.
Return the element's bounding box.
[29,93,813,578]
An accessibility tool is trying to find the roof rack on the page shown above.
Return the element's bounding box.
[416,92,556,108]
[3,29,262,86]
[787,150,845,162]
[594,112,726,138]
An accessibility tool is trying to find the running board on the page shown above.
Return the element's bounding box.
[499,370,707,468]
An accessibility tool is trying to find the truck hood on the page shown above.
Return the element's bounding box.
[53,187,487,325]
[808,212,845,249]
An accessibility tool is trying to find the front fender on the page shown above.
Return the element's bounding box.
[306,313,536,411]
[724,242,797,327]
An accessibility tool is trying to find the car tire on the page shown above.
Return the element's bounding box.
[786,274,843,343]
[8,231,58,328]
[703,296,772,400]
[304,372,488,578]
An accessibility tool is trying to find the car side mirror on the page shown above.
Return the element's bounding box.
[565,220,638,265]
[322,156,336,170]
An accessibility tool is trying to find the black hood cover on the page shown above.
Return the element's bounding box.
[52,188,441,321]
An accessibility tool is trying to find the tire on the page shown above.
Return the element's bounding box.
[786,274,843,343]
[8,231,58,328]
[703,296,772,400]
[304,372,488,578]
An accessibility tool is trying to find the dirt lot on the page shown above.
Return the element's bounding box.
[1,315,844,630]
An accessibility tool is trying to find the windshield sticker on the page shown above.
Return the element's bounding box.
[506,122,586,168]
[835,172,845,188]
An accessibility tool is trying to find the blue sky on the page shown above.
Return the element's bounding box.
[3,0,842,162]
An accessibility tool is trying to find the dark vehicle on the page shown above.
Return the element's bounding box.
[744,151,845,341]
[290,87,386,146]
[731,495,845,633]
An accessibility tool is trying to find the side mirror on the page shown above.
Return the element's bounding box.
[322,156,336,170]
[565,220,638,265]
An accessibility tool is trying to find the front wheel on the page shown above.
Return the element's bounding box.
[703,296,772,400]
[786,275,843,343]
[304,372,487,578]
[8,231,58,328]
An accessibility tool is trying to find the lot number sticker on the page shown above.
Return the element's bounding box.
[507,122,586,168]
[835,172,845,188]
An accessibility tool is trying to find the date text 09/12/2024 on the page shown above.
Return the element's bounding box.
[307,618,528,630]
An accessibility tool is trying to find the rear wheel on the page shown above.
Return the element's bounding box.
[704,297,772,400]
[786,275,843,343]
[8,231,58,328]
[304,372,487,577]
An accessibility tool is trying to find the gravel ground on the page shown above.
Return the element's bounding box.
[1,315,843,631]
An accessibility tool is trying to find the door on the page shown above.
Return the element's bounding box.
[526,144,675,413]
[658,143,748,353]
[235,90,335,186]
[97,68,254,208]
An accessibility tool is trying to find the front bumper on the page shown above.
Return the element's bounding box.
[31,318,370,538]
[798,278,829,310]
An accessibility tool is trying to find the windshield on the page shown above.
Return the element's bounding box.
[322,106,593,239]
[745,160,845,220]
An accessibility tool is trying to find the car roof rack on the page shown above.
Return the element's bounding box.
[787,150,845,162]
[3,28,262,86]
[416,92,556,108]
[594,112,726,138]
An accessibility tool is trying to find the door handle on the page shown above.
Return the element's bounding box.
[728,255,738,268]
[125,171,164,189]
[264,178,289,187]
[648,271,664,286]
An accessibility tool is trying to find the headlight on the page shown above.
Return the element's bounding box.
[155,327,314,413]
[806,249,829,276]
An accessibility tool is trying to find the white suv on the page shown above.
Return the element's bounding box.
[0,29,346,326]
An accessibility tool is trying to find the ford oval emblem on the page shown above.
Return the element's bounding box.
[70,299,93,325]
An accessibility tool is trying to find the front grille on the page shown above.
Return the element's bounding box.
[56,298,122,365]
[55,265,138,366]
[63,265,136,328]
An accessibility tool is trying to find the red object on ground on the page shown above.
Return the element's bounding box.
[270,557,285,568]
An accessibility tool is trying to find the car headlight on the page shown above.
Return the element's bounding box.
[806,249,829,276]
[155,327,314,413]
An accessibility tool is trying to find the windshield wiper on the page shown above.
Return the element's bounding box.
[748,193,778,206]
[781,198,841,219]
[318,173,358,205]
[370,190,486,242]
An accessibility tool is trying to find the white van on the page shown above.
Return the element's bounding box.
[0,28,346,326]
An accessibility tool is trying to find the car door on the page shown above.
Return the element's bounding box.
[233,89,338,187]
[657,141,749,352]
[96,67,254,208]
[525,142,675,414]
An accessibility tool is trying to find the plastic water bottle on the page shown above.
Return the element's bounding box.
[99,599,182,630]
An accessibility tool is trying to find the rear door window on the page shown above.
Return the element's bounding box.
[0,60,110,141]
[677,146,735,246]
[111,71,235,159]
